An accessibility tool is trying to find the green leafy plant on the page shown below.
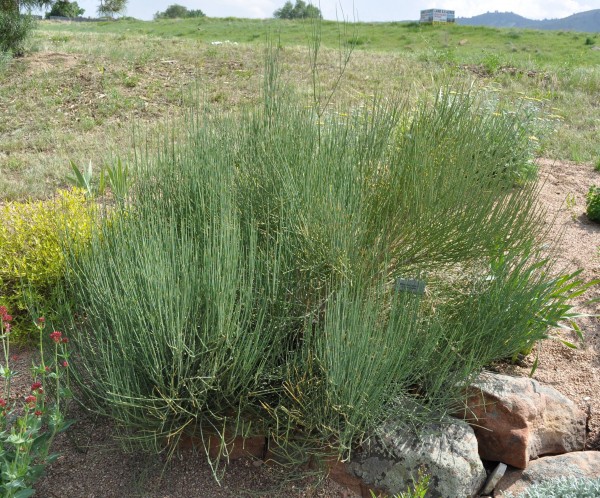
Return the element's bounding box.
[103,159,129,201]
[565,192,577,221]
[481,51,502,75]
[66,161,95,197]
[67,160,130,200]
[0,309,73,497]
[369,468,430,497]
[586,185,600,222]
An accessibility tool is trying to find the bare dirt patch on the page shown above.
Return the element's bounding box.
[498,158,600,448]
[6,159,598,496]
[22,52,80,76]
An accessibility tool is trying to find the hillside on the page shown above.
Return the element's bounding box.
[457,11,533,29]
[1,19,599,201]
[457,9,600,33]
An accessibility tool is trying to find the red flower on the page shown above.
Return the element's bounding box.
[0,306,6,316]
[2,314,12,323]
[4,323,10,334]
[61,337,69,344]
[34,410,43,417]
[31,382,43,392]
[49,331,62,343]
[10,355,18,362]
[25,395,36,406]
[0,399,6,408]
[62,361,69,367]
[37,317,45,324]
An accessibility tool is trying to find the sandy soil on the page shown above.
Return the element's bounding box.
[11,158,599,497]
[498,159,600,448]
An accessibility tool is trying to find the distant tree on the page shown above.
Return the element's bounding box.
[274,1,293,19]
[97,0,126,18]
[274,0,321,19]
[187,8,204,18]
[45,0,84,17]
[1,0,51,15]
[154,4,205,19]
[1,0,50,55]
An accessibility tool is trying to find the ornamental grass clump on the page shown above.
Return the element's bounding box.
[61,51,588,473]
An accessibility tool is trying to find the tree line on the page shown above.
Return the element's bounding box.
[1,0,322,57]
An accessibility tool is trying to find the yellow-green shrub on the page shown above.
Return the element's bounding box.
[0,188,94,336]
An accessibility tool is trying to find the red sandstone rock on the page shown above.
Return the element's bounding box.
[459,372,586,469]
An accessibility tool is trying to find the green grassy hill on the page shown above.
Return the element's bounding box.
[41,17,600,68]
[1,17,599,199]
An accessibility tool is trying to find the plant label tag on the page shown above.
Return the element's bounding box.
[395,278,426,294]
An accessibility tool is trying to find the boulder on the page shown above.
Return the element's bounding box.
[458,372,586,469]
[347,418,486,498]
[495,452,600,497]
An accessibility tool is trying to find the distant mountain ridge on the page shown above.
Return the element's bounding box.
[456,10,600,33]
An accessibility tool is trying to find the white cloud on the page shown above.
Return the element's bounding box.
[209,0,277,18]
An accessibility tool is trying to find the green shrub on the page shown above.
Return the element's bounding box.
[45,0,85,18]
[60,54,586,475]
[586,185,600,222]
[154,4,205,19]
[505,477,600,498]
[481,51,502,75]
[0,189,94,338]
[0,11,35,56]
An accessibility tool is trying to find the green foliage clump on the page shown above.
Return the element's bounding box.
[46,0,85,18]
[0,11,34,56]
[586,185,600,222]
[506,477,600,498]
[97,0,127,18]
[371,468,430,497]
[274,0,321,19]
[154,4,205,19]
[61,54,587,477]
[0,189,94,338]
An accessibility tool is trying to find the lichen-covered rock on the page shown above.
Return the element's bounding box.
[495,452,600,497]
[459,372,586,469]
[347,418,486,498]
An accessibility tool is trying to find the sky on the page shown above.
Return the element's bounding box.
[60,0,600,23]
